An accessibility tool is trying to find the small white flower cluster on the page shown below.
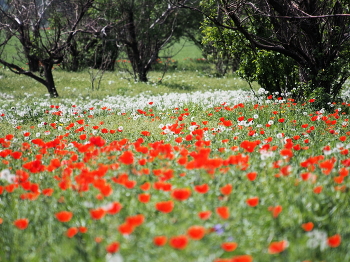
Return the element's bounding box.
[0,169,16,183]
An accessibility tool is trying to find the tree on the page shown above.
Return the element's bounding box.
[93,0,198,82]
[0,0,95,97]
[178,0,350,103]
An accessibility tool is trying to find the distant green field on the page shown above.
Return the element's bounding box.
[163,38,203,60]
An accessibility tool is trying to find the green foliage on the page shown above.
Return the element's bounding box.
[200,0,350,105]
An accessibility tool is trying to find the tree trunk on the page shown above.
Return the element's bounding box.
[137,66,148,82]
[27,55,40,72]
[42,62,59,98]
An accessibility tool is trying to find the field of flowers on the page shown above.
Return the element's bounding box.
[0,88,349,262]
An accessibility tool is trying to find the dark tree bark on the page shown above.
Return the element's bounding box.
[0,0,95,97]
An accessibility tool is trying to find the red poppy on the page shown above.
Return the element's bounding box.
[221,242,238,252]
[13,218,29,230]
[268,205,282,218]
[42,188,54,196]
[91,207,107,219]
[169,235,188,250]
[246,172,257,181]
[220,184,232,195]
[79,226,88,233]
[246,197,259,207]
[118,223,134,235]
[194,184,210,194]
[11,151,22,160]
[126,214,145,227]
[328,234,341,248]
[187,225,206,240]
[138,193,151,203]
[106,242,120,253]
[153,236,167,246]
[339,167,349,177]
[231,255,254,262]
[106,202,123,215]
[155,200,174,213]
[171,188,191,201]
[140,182,151,191]
[198,210,212,220]
[55,211,73,222]
[141,131,150,136]
[301,222,314,232]
[268,240,288,254]
[216,206,230,219]
[313,186,323,194]
[119,151,134,165]
[66,227,79,238]
[89,136,105,147]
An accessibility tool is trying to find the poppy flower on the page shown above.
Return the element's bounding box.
[246,197,259,207]
[327,234,341,248]
[194,184,209,194]
[90,208,106,220]
[187,225,206,240]
[153,236,167,246]
[118,223,134,235]
[119,151,134,165]
[198,210,212,220]
[106,242,120,253]
[169,235,188,250]
[155,200,174,213]
[301,222,314,232]
[106,202,123,215]
[246,172,257,181]
[214,259,230,262]
[171,188,191,201]
[13,218,29,230]
[141,131,150,136]
[268,205,282,218]
[216,206,230,219]
[221,242,238,252]
[42,188,54,196]
[79,226,88,233]
[220,184,232,195]
[55,211,73,222]
[140,182,151,191]
[126,214,145,227]
[313,186,323,194]
[268,240,288,254]
[138,193,151,203]
[231,255,253,262]
[66,227,79,238]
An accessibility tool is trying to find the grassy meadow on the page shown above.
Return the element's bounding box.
[0,41,350,262]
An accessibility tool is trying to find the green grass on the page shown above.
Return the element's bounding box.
[0,68,257,102]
